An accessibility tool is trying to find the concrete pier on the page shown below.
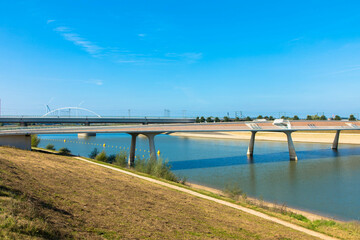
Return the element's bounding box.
[127,133,138,167]
[78,133,96,138]
[247,131,257,156]
[284,131,298,161]
[144,133,158,159]
[332,130,340,150]
[0,134,31,150]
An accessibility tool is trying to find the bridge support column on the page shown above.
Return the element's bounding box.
[284,131,298,161]
[0,134,31,150]
[143,133,158,159]
[78,133,96,138]
[247,131,257,156]
[127,133,138,167]
[332,130,340,150]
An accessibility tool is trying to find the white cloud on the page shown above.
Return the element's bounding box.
[166,52,203,63]
[138,33,146,37]
[85,79,104,86]
[54,26,102,55]
[47,19,55,24]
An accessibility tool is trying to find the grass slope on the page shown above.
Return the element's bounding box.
[0,147,321,239]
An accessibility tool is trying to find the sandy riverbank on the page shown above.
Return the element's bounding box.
[170,131,360,145]
[188,182,335,222]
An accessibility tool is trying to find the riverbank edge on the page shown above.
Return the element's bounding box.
[33,147,339,223]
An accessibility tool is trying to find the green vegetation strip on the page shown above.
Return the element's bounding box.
[73,156,337,240]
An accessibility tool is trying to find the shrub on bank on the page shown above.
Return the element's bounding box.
[113,151,128,167]
[45,144,55,150]
[58,147,71,156]
[89,148,99,159]
[31,135,40,147]
[134,156,179,182]
[95,150,107,162]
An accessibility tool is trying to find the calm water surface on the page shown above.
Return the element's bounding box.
[38,133,360,221]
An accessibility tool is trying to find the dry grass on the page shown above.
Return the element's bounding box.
[0,147,321,239]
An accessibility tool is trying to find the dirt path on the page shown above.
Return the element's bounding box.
[74,156,338,240]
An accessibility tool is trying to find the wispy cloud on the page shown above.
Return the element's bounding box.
[166,52,203,63]
[84,79,104,86]
[54,26,103,56]
[47,19,55,24]
[52,24,202,64]
[327,65,360,76]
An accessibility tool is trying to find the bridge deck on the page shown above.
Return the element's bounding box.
[0,121,358,136]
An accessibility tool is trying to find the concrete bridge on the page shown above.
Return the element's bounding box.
[0,120,359,166]
[0,117,195,126]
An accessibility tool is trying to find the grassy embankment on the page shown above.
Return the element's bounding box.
[0,147,359,239]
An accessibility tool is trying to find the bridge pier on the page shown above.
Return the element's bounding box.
[284,131,298,161]
[78,133,96,138]
[247,131,257,156]
[143,133,158,159]
[332,130,340,150]
[0,134,31,150]
[127,133,138,167]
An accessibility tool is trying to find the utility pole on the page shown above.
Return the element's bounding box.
[128,109,131,117]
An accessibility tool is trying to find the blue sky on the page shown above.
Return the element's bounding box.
[1,1,360,117]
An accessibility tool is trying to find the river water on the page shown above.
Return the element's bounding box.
[38,133,360,221]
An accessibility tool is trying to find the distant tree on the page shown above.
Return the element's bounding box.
[234,117,240,121]
[334,115,341,120]
[89,148,99,159]
[0,123,3,126]
[320,115,327,120]
[31,135,40,147]
[45,144,55,150]
[257,115,263,119]
[95,150,108,162]
[206,117,213,123]
[306,115,312,120]
[223,116,230,122]
[281,116,288,119]
[313,115,320,120]
[269,116,274,120]
[58,147,71,156]
[200,116,206,123]
[245,116,252,121]
[293,115,299,120]
[214,117,220,122]
[195,117,200,123]
[349,114,356,121]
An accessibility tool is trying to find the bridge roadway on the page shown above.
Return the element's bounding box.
[0,117,195,126]
[0,120,359,165]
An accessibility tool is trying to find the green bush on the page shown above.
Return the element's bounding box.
[214,117,220,122]
[95,150,108,162]
[223,184,243,201]
[31,135,40,147]
[58,147,71,156]
[293,115,299,120]
[306,115,312,120]
[320,115,327,120]
[200,116,205,123]
[45,144,55,150]
[257,115,263,119]
[195,117,200,123]
[206,117,213,123]
[114,151,128,167]
[223,116,230,122]
[107,154,116,163]
[334,115,341,120]
[89,148,99,159]
[245,116,252,121]
[134,156,179,182]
